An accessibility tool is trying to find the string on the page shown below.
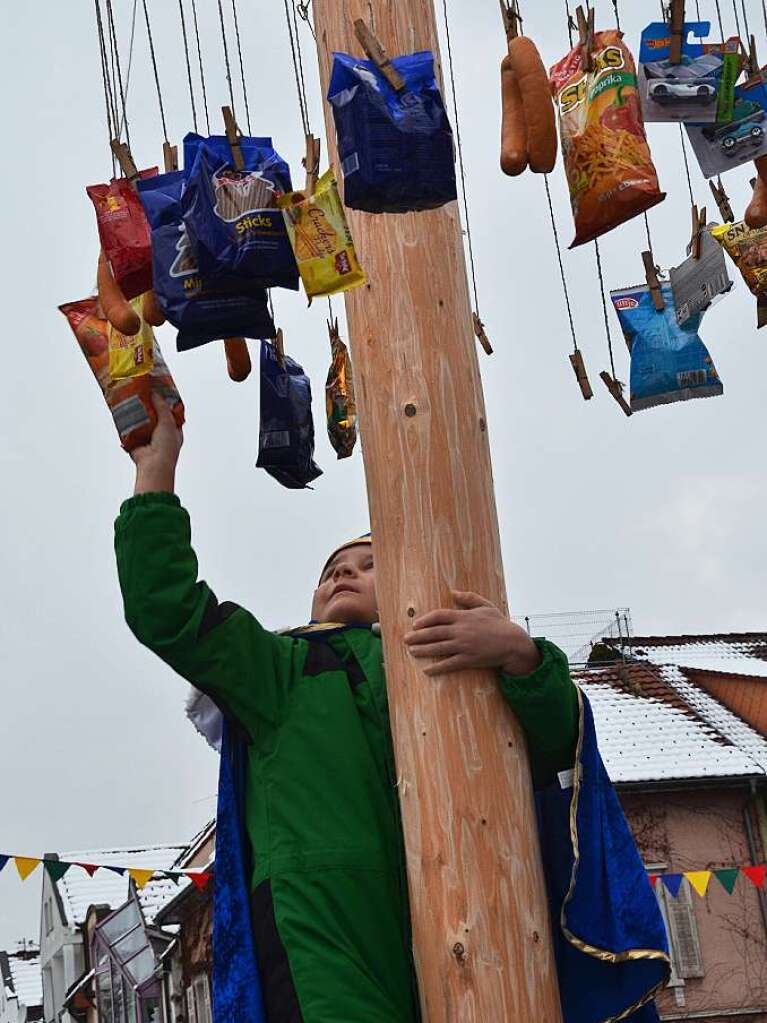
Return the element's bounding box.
[230,0,252,133]
[217,0,237,116]
[713,0,725,39]
[741,0,751,39]
[679,123,696,205]
[296,0,317,41]
[543,176,580,355]
[106,0,131,147]
[594,240,618,380]
[178,0,198,131]
[115,0,138,141]
[762,0,767,40]
[191,0,210,134]
[611,0,621,31]
[291,0,311,129]
[564,0,575,45]
[141,0,169,142]
[94,0,118,171]
[732,0,742,37]
[283,0,311,135]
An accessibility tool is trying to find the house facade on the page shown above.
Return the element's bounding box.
[0,945,42,1023]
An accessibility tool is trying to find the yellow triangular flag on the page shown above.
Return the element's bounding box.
[128,868,155,891]
[14,857,41,881]
[685,871,712,897]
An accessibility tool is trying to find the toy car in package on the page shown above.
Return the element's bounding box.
[86,169,158,300]
[181,133,299,291]
[138,170,275,351]
[610,283,722,410]
[550,29,665,247]
[59,297,185,452]
[327,49,457,213]
[686,76,767,177]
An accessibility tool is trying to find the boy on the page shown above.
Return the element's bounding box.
[116,397,669,1023]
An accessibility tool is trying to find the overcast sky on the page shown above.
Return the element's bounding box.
[1,0,765,949]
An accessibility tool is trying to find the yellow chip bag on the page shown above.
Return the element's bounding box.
[279,170,366,300]
[108,294,155,379]
[711,220,767,297]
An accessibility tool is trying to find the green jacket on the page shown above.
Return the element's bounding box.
[115,493,578,1023]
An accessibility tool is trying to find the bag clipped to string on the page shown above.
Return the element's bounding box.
[279,170,367,300]
[87,168,158,300]
[711,218,767,326]
[610,282,722,411]
[257,338,323,489]
[327,45,457,213]
[686,77,767,179]
[325,319,357,459]
[182,131,299,291]
[59,296,185,452]
[138,170,276,351]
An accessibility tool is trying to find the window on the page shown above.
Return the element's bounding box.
[186,975,212,1023]
[43,899,53,936]
[652,870,705,981]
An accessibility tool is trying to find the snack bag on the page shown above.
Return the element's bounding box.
[108,294,155,379]
[86,171,158,300]
[550,31,665,247]
[325,322,357,459]
[686,77,767,178]
[182,133,299,291]
[327,50,457,213]
[279,170,367,300]
[711,219,767,310]
[669,226,732,325]
[138,171,276,351]
[59,297,185,452]
[257,340,323,489]
[611,283,722,410]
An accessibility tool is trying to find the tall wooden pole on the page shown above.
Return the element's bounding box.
[311,5,563,1021]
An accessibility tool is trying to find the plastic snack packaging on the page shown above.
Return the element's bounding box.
[711,219,767,295]
[108,294,155,379]
[327,49,457,213]
[279,170,367,301]
[325,321,357,459]
[257,340,322,489]
[59,297,185,452]
[181,133,299,291]
[550,30,665,247]
[610,283,722,410]
[138,170,276,351]
[86,170,158,300]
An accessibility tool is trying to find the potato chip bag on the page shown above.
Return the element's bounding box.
[86,171,158,300]
[279,171,366,300]
[59,297,185,452]
[108,295,155,379]
[325,322,357,460]
[711,219,767,296]
[550,31,665,247]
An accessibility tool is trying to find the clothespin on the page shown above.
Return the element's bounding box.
[599,371,632,417]
[472,312,494,356]
[303,134,321,197]
[222,105,245,172]
[642,250,665,311]
[575,6,595,73]
[353,19,406,92]
[328,317,340,345]
[163,142,179,173]
[689,204,707,260]
[747,34,759,80]
[273,327,285,368]
[668,0,685,65]
[499,0,522,40]
[110,140,139,184]
[709,176,734,223]
[569,350,593,400]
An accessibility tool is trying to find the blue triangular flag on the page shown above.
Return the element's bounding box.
[662,873,684,897]
[0,855,8,874]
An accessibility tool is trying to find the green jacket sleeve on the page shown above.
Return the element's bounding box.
[498,639,579,788]
[115,492,295,738]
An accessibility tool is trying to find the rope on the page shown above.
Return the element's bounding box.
[678,123,696,206]
[611,0,621,31]
[283,0,311,135]
[296,1,317,41]
[105,0,131,147]
[291,0,311,126]
[217,0,237,116]
[713,0,725,39]
[190,0,210,133]
[94,0,117,169]
[740,0,751,40]
[230,0,252,133]
[564,0,575,46]
[178,0,198,131]
[114,0,138,141]
[594,240,618,379]
[762,0,767,40]
[141,0,169,141]
[732,0,742,37]
[543,176,579,354]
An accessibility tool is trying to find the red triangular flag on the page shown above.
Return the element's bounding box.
[742,865,767,889]
[77,863,100,877]
[648,874,658,887]
[188,871,212,891]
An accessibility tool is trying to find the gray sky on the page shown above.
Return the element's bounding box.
[1,0,765,949]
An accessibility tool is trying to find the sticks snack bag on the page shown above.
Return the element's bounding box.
[550,31,665,247]
[59,297,185,452]
[87,171,157,300]
[711,219,767,296]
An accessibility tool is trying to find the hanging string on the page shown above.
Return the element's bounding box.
[291,0,311,126]
[190,0,210,134]
[112,0,138,142]
[217,0,237,116]
[230,0,252,133]
[543,176,580,355]
[296,1,317,42]
[283,0,311,136]
[713,0,726,39]
[141,0,169,142]
[178,0,198,131]
[564,0,575,45]
[678,123,696,205]
[105,0,131,147]
[611,0,621,31]
[731,0,743,37]
[94,0,118,171]
[740,0,751,40]
[762,0,767,39]
[594,240,618,379]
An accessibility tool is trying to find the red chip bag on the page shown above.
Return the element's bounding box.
[59,297,185,452]
[86,170,158,300]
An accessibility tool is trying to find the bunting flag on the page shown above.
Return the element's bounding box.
[0,852,212,890]
[661,873,684,897]
[714,868,740,894]
[743,865,767,889]
[189,872,213,892]
[14,857,40,881]
[128,868,156,891]
[685,871,711,898]
[0,855,8,875]
[43,860,70,884]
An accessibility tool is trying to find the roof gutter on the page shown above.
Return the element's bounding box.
[616,774,766,794]
[660,1008,767,1020]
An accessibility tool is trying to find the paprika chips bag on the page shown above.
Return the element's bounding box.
[108,294,155,379]
[86,171,157,300]
[711,219,767,297]
[278,170,366,300]
[550,31,665,247]
[325,323,357,459]
[59,297,184,452]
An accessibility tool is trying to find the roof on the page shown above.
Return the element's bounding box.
[0,950,42,1008]
[620,632,767,677]
[53,845,188,927]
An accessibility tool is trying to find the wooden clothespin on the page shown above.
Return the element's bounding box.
[575,6,595,73]
[668,0,685,65]
[642,250,665,311]
[472,313,494,356]
[599,371,632,417]
[709,176,734,223]
[163,141,179,173]
[222,105,245,171]
[747,35,759,80]
[273,327,285,368]
[353,19,405,92]
[499,0,522,40]
[303,134,321,197]
[328,317,340,345]
[110,140,139,184]
[689,204,707,260]
[569,350,593,401]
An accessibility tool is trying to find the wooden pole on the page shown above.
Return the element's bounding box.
[311,4,563,1021]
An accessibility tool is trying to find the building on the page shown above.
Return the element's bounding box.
[0,944,42,1023]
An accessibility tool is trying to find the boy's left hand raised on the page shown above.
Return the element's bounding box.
[404,591,541,678]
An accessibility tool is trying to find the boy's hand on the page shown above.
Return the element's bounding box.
[132,393,183,495]
[404,591,541,678]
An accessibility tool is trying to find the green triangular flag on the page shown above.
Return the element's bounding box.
[43,859,70,884]
[714,868,739,894]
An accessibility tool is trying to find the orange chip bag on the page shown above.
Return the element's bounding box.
[550,31,665,247]
[59,297,185,452]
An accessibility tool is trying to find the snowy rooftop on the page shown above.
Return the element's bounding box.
[0,951,42,1008]
[615,633,767,679]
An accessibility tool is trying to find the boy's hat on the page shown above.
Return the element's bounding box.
[319,533,372,581]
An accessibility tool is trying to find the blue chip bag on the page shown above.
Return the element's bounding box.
[327,50,457,213]
[182,133,300,291]
[611,283,723,411]
[137,170,276,351]
[257,340,322,489]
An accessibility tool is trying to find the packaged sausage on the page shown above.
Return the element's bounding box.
[711,219,767,296]
[86,171,158,301]
[59,297,185,452]
[279,170,367,301]
[325,322,357,459]
[550,31,665,247]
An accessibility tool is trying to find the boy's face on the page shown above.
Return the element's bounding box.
[311,543,378,624]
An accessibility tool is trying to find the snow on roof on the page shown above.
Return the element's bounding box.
[619,633,767,679]
[55,845,187,926]
[3,953,42,1008]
